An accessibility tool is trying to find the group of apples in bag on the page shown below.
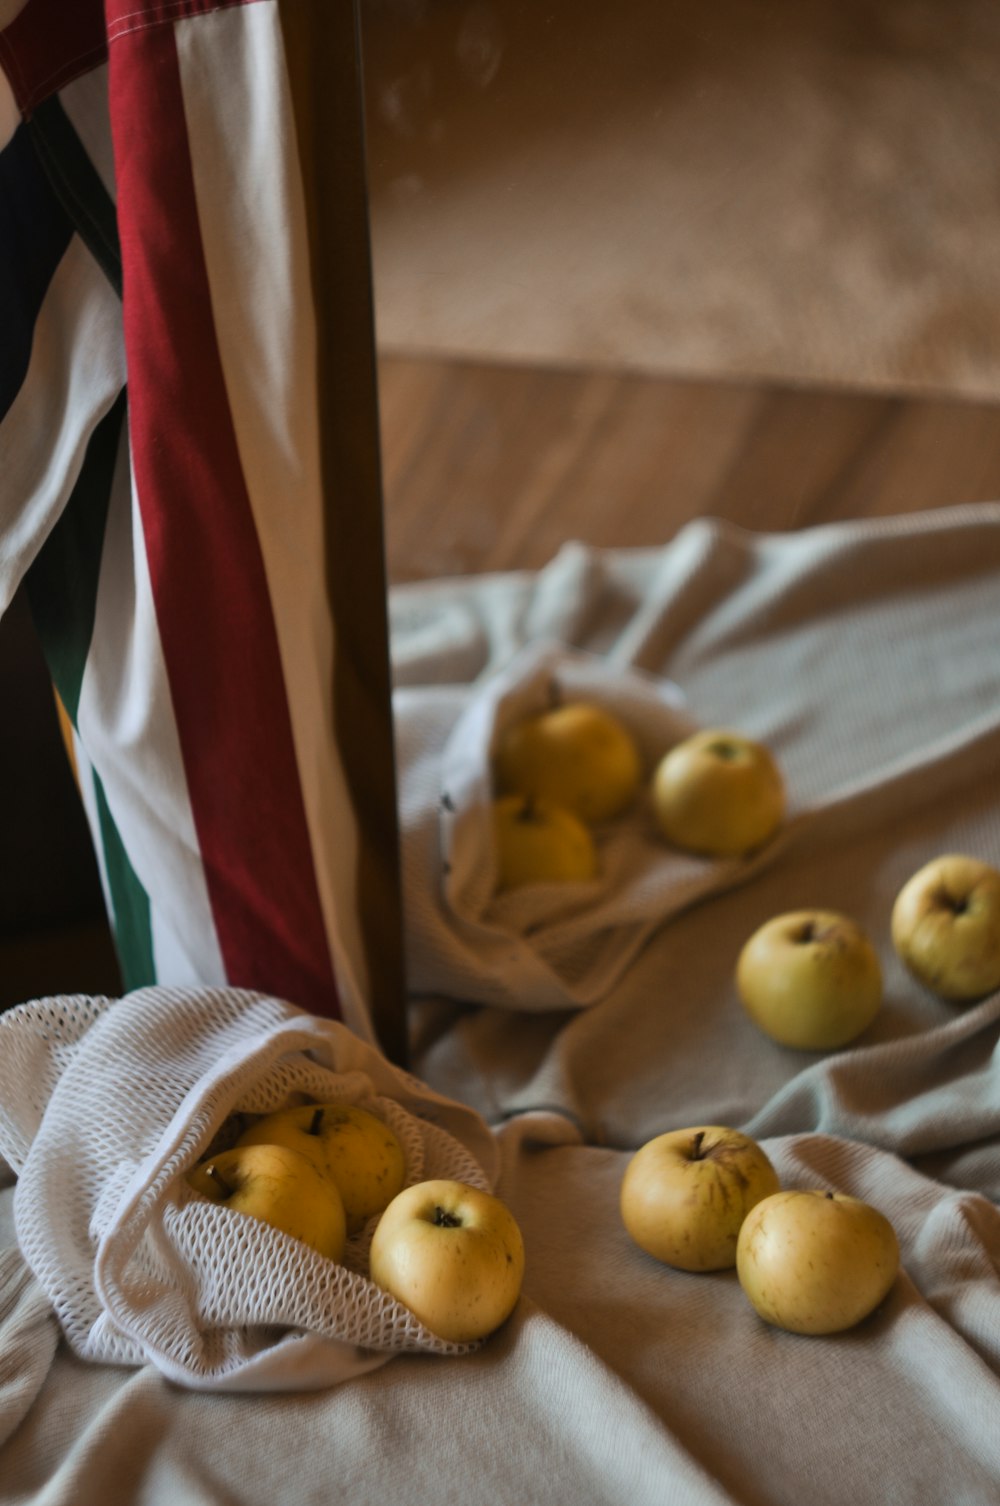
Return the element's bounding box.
[491,697,787,889]
[186,1103,524,1346]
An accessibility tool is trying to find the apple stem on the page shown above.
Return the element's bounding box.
[433,1205,463,1228]
[308,1108,324,1136]
[517,794,537,823]
[794,920,840,946]
[205,1163,233,1199]
[825,1191,834,1200]
[547,679,562,710]
[690,1131,707,1160]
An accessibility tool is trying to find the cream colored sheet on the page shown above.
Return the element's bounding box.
[3,504,999,1504]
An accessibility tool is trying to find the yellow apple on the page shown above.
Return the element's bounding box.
[368,1179,525,1343]
[234,1104,406,1234]
[619,1126,781,1272]
[736,1189,899,1335]
[736,909,883,1050]
[493,700,642,824]
[186,1143,347,1261]
[891,853,1000,1001]
[492,794,598,890]
[651,729,785,856]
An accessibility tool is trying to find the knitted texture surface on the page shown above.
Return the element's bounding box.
[0,988,498,1391]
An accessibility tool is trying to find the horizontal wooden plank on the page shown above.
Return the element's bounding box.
[379,355,1000,582]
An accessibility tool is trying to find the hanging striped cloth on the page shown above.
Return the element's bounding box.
[0,0,407,1059]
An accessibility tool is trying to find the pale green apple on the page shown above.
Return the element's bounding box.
[736,1189,899,1335]
[186,1142,347,1261]
[736,909,883,1050]
[492,794,598,890]
[891,853,1000,1001]
[493,700,642,824]
[369,1179,525,1343]
[619,1125,781,1272]
[235,1104,406,1234]
[652,729,785,857]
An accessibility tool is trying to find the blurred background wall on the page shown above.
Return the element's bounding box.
[363,0,1000,400]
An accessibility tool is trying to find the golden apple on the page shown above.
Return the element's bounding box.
[369,1180,525,1344]
[235,1104,406,1234]
[493,701,642,824]
[619,1126,781,1272]
[736,1189,899,1335]
[651,729,785,857]
[492,794,598,890]
[891,853,1000,1001]
[736,909,883,1050]
[186,1142,347,1261]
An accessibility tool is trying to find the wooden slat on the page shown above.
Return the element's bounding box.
[379,355,1000,583]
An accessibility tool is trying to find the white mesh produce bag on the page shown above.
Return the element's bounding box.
[399,641,774,1010]
[0,986,500,1392]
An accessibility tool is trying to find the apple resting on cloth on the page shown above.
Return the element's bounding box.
[235,1104,406,1234]
[651,729,785,857]
[369,1180,525,1343]
[186,1142,347,1261]
[736,910,883,1050]
[891,853,1000,1001]
[619,1126,781,1272]
[492,793,598,890]
[736,1189,900,1335]
[493,700,642,824]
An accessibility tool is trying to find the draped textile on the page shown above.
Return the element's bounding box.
[0,0,405,1053]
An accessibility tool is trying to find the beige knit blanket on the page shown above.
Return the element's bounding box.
[2,504,999,1503]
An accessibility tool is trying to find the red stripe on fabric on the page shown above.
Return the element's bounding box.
[104,0,260,44]
[107,20,342,1019]
[0,0,259,117]
[0,0,107,117]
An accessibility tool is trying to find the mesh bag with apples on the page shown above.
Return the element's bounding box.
[0,986,499,1391]
[401,641,752,1010]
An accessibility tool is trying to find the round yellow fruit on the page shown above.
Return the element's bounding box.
[652,729,785,857]
[620,1125,781,1272]
[492,794,598,890]
[493,701,642,824]
[736,910,883,1050]
[235,1104,406,1234]
[369,1179,525,1343]
[891,853,1000,1001]
[736,1189,899,1335]
[187,1142,347,1261]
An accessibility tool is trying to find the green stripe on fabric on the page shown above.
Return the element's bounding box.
[25,390,126,721]
[30,95,123,299]
[92,769,154,991]
[26,391,155,988]
[279,0,409,1064]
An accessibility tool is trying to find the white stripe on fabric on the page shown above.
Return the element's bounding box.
[176,2,371,1036]
[60,62,116,203]
[0,234,124,612]
[75,426,228,990]
[0,58,18,150]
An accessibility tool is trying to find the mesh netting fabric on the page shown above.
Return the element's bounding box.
[0,987,500,1391]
